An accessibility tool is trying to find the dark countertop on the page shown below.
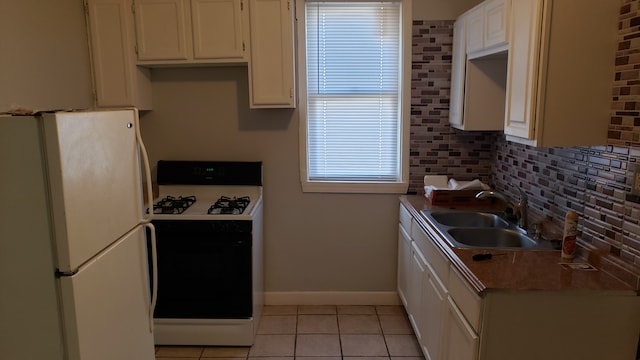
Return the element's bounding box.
[400,195,638,296]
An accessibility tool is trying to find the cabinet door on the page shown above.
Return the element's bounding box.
[484,0,508,49]
[135,0,191,60]
[408,242,427,343]
[420,263,446,360]
[465,6,484,54]
[86,0,152,109]
[192,0,247,60]
[443,296,479,360]
[449,18,466,129]
[248,0,295,108]
[397,224,412,307]
[504,0,542,140]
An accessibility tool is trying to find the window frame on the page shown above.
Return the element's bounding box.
[296,0,412,194]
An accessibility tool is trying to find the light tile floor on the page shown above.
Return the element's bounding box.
[155,305,424,360]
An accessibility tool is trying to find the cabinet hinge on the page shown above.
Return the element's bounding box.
[241,0,244,11]
[83,0,89,15]
[131,0,136,15]
[287,0,291,11]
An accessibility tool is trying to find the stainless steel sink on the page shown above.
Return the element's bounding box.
[420,209,549,249]
[429,211,509,228]
[447,228,538,249]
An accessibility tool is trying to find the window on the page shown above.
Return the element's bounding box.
[297,0,411,193]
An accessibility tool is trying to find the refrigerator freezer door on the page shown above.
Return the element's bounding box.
[43,109,144,272]
[59,225,154,360]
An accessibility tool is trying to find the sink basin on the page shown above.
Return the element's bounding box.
[420,209,549,249]
[447,228,538,249]
[428,211,509,228]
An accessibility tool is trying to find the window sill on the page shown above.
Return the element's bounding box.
[301,180,409,194]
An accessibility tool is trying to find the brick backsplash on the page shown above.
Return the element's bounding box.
[409,20,495,193]
[411,3,640,275]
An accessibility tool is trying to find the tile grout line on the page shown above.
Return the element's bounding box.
[157,305,418,360]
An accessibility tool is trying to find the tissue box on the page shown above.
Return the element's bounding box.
[423,176,491,206]
[426,189,485,206]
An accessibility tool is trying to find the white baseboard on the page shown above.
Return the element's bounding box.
[264,291,401,306]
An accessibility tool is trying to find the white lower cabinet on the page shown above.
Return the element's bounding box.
[420,261,446,360]
[397,205,483,360]
[398,204,453,360]
[408,242,427,342]
[396,223,411,307]
[442,266,481,360]
[398,202,640,360]
[443,297,479,360]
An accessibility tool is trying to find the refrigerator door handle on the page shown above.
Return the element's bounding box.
[145,222,158,333]
[133,108,154,224]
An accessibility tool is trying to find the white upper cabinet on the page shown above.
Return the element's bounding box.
[86,0,152,109]
[135,0,190,61]
[483,0,509,50]
[192,0,246,59]
[86,0,297,109]
[449,18,467,129]
[134,0,249,65]
[465,6,484,54]
[504,0,618,146]
[465,0,509,58]
[248,0,296,108]
[450,7,507,132]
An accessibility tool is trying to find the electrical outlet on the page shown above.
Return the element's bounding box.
[634,168,640,195]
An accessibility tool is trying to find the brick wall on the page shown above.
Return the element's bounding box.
[492,1,640,269]
[411,1,640,275]
[409,20,496,194]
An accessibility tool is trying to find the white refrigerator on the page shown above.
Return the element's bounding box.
[0,109,156,360]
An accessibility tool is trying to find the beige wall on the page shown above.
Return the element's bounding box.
[2,0,480,300]
[139,67,402,295]
[413,0,482,19]
[0,0,93,112]
[139,2,485,298]
[139,2,485,297]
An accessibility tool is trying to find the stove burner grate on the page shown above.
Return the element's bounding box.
[208,196,250,215]
[153,195,196,214]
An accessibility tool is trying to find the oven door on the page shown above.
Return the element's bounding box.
[149,220,253,319]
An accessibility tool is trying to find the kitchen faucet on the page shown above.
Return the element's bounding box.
[475,187,528,230]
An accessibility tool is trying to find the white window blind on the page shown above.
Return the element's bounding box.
[304,1,402,182]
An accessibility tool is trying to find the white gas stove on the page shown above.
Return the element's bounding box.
[148,160,264,346]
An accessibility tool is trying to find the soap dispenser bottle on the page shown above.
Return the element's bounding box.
[561,210,579,259]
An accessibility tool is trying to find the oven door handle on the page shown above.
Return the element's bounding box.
[132,107,154,224]
[144,222,158,333]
